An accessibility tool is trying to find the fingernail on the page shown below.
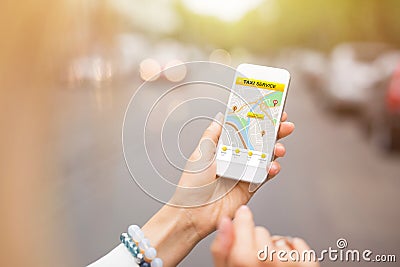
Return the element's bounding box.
[292,237,302,244]
[272,163,278,172]
[275,239,286,247]
[213,112,224,125]
[238,205,250,212]
[268,163,277,173]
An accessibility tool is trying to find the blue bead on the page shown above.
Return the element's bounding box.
[139,261,151,267]
[127,240,134,250]
[120,233,129,243]
[129,243,140,257]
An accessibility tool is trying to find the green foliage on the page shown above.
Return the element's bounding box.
[175,0,400,52]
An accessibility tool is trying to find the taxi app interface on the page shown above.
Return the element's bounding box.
[217,77,285,167]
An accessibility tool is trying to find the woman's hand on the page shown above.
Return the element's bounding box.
[171,111,295,238]
[211,206,320,267]
[143,112,295,266]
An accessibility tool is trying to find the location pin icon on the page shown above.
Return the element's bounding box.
[273,99,278,107]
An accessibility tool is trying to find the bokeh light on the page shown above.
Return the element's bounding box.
[164,60,187,82]
[209,49,232,66]
[140,58,162,81]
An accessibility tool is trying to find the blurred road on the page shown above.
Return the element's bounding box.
[56,71,400,266]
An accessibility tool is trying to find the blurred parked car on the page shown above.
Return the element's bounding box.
[363,63,400,152]
[274,48,328,91]
[319,43,398,114]
[64,55,113,88]
[385,63,400,150]
[372,64,400,151]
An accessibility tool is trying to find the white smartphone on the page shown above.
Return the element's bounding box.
[216,64,290,184]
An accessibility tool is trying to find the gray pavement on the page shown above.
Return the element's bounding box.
[56,72,400,266]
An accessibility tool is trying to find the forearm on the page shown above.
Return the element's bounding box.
[142,205,202,267]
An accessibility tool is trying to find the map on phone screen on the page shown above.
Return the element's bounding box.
[220,77,284,155]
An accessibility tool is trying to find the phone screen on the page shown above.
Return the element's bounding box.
[216,65,289,183]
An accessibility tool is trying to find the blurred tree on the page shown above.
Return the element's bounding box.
[173,0,400,53]
[0,1,123,266]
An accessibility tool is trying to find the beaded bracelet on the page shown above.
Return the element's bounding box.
[120,225,163,267]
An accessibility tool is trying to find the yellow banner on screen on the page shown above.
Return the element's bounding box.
[236,77,285,92]
[247,112,265,119]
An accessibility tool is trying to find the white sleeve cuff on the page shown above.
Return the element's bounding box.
[87,244,139,267]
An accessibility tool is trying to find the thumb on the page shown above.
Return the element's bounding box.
[201,112,224,145]
[190,112,224,162]
[211,217,234,267]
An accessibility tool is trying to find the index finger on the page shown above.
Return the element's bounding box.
[199,112,224,145]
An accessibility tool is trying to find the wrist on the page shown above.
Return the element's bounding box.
[142,205,201,266]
